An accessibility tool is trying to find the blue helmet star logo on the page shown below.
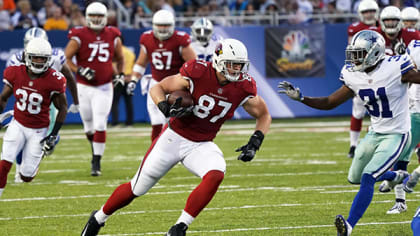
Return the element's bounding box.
[368,36,377,43]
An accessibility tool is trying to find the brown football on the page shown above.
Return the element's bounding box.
[167,90,194,107]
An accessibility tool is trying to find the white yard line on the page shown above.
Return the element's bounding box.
[100,221,410,236]
[0,200,416,221]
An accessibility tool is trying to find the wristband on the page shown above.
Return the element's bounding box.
[132,64,145,77]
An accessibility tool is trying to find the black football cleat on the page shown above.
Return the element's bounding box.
[347,146,356,158]
[81,210,104,236]
[165,222,188,236]
[91,155,102,176]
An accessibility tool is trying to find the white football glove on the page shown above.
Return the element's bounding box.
[113,73,125,88]
[278,81,304,101]
[67,104,79,113]
[0,110,14,123]
[126,80,136,95]
[77,67,96,80]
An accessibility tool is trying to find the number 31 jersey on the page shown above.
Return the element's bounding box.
[340,54,414,134]
[3,65,66,128]
[140,30,191,82]
[170,60,257,142]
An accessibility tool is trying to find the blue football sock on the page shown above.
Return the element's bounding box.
[16,151,22,165]
[376,171,396,182]
[347,173,375,228]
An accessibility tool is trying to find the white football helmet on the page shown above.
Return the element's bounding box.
[380,6,402,35]
[24,38,52,74]
[152,9,175,41]
[212,38,250,82]
[401,7,420,29]
[86,2,107,30]
[23,27,48,48]
[345,30,385,72]
[191,17,214,46]
[357,0,379,25]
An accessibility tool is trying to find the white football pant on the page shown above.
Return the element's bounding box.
[130,127,226,196]
[147,79,167,125]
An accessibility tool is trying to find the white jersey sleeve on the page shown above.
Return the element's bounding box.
[49,48,66,72]
[407,40,420,113]
[6,51,24,67]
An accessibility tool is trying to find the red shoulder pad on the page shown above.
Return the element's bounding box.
[180,59,208,79]
[107,26,122,37]
[67,26,83,39]
[240,74,257,96]
[175,30,191,47]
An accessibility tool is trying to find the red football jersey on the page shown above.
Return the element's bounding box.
[140,30,191,82]
[347,21,378,37]
[3,65,66,128]
[374,28,420,55]
[170,60,257,142]
[67,26,121,86]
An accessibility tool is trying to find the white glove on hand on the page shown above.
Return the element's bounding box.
[68,104,79,113]
[278,81,304,101]
[0,110,14,123]
[77,67,96,80]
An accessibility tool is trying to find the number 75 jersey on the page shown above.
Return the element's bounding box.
[170,60,257,142]
[340,54,414,134]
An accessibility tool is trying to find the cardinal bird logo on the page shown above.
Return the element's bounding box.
[215,43,223,56]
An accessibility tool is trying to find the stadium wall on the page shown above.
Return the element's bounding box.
[0,23,351,124]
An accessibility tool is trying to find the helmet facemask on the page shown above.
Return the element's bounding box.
[345,39,384,72]
[87,14,107,30]
[24,38,52,74]
[381,18,402,35]
[216,60,249,82]
[360,10,377,25]
[152,24,174,41]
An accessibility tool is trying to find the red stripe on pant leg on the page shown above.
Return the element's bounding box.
[184,170,224,217]
[350,116,363,132]
[93,131,106,143]
[151,124,163,142]
[103,182,136,215]
[0,160,12,188]
[132,124,168,190]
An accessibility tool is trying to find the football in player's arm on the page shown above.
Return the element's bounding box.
[80,39,271,236]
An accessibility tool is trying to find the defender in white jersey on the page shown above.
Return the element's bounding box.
[5,27,79,183]
[190,17,222,62]
[279,30,420,236]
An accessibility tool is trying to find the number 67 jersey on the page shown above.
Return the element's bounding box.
[170,59,257,142]
[3,65,66,128]
[339,54,414,134]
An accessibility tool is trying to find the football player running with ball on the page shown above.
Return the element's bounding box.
[81,38,271,236]
[279,30,420,236]
[0,38,68,198]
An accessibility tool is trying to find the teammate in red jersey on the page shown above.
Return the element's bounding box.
[64,2,124,176]
[0,38,68,198]
[375,6,420,56]
[126,9,196,142]
[81,39,271,236]
[346,0,379,158]
[401,7,420,30]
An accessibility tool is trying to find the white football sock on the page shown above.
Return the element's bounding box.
[176,210,195,226]
[93,142,105,156]
[395,184,406,201]
[349,131,361,147]
[94,207,109,224]
[0,188,4,198]
[15,164,20,175]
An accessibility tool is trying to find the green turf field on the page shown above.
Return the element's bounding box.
[0,117,417,235]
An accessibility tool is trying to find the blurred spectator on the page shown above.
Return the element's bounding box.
[172,0,187,12]
[11,0,38,30]
[243,3,259,25]
[44,5,69,30]
[37,0,55,26]
[153,0,175,14]
[133,1,152,29]
[0,0,11,30]
[122,0,134,22]
[260,0,278,14]
[68,3,85,27]
[311,0,324,12]
[229,0,249,13]
[336,0,351,12]
[1,0,15,13]
[107,9,118,27]
[30,0,44,12]
[286,0,309,24]
[60,0,73,17]
[296,0,313,22]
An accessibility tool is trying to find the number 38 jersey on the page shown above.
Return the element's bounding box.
[140,30,191,82]
[340,54,414,134]
[67,26,121,86]
[170,60,257,142]
[3,65,66,128]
